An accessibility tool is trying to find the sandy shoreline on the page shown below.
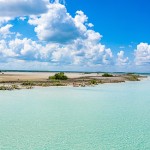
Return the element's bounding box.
[0,72,102,81]
[0,72,146,90]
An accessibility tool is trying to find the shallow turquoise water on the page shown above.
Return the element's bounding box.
[0,77,150,150]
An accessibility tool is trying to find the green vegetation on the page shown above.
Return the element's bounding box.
[102,73,113,77]
[0,85,20,90]
[11,85,20,89]
[126,74,139,81]
[21,81,35,86]
[0,86,8,90]
[49,76,56,80]
[49,72,68,80]
[126,73,135,75]
[26,86,33,89]
[52,83,66,86]
[84,72,91,74]
[89,79,97,85]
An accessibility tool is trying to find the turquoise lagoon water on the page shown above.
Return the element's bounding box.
[0,77,150,150]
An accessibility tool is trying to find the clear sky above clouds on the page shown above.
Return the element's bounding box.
[0,0,150,72]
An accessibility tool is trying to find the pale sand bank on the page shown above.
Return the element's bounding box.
[0,72,146,90]
[0,72,101,82]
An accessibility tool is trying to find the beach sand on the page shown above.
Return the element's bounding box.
[0,72,101,82]
[0,72,145,90]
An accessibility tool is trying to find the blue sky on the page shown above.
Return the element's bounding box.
[67,0,150,49]
[0,0,150,72]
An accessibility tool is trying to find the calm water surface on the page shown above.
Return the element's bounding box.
[0,77,150,150]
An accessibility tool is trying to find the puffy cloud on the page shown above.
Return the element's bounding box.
[117,50,129,66]
[134,43,150,65]
[29,4,81,43]
[0,1,115,70]
[19,17,27,21]
[87,23,94,28]
[0,24,13,38]
[27,3,113,67]
[0,40,17,59]
[74,11,88,32]
[0,0,48,17]
[0,34,113,67]
[49,38,113,66]
[8,38,43,60]
[0,38,36,61]
[0,17,12,26]
[28,4,102,44]
[102,49,113,65]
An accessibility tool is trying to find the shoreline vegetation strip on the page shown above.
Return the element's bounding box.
[0,72,146,90]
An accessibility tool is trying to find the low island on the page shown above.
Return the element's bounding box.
[0,71,146,90]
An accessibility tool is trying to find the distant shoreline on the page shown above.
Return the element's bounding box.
[0,70,150,75]
[0,72,147,90]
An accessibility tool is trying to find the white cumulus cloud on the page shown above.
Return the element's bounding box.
[0,17,12,26]
[0,1,121,70]
[28,4,102,44]
[0,0,49,17]
[0,24,13,38]
[117,50,129,66]
[28,4,81,43]
[134,43,150,65]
